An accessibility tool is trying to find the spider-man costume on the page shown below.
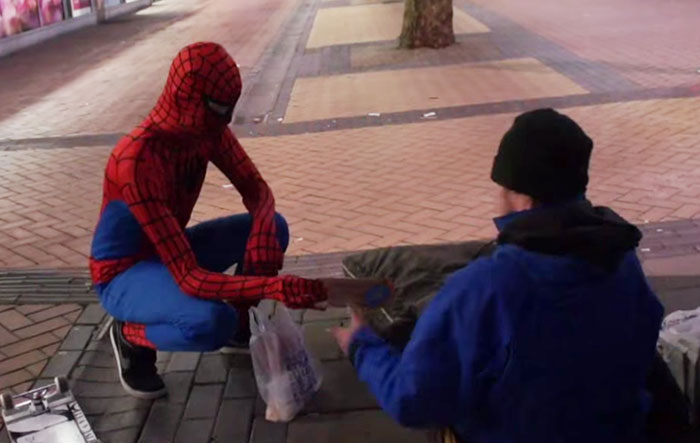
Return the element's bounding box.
[90,42,326,352]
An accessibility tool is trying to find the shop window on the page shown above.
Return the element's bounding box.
[0,0,42,36]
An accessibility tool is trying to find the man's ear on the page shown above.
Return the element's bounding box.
[518,193,536,211]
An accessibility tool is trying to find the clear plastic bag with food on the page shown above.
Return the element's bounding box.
[249,306,322,422]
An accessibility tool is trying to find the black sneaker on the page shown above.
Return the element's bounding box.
[109,321,167,399]
[220,323,251,355]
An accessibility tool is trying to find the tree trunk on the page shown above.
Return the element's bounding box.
[399,0,455,49]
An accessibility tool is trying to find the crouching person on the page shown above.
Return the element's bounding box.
[90,42,327,399]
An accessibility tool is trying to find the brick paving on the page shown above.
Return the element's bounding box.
[466,0,700,89]
[0,255,429,443]
[1,0,700,440]
[2,245,700,442]
[1,96,699,266]
[306,3,488,48]
[0,0,302,141]
[285,57,587,122]
[0,304,83,396]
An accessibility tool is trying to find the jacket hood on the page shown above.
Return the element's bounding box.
[147,42,242,136]
[496,200,642,272]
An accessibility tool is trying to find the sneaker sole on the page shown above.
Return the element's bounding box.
[109,325,167,400]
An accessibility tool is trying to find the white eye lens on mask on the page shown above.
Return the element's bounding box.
[205,97,233,117]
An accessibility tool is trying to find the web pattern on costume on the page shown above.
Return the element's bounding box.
[89,42,326,307]
[123,323,155,349]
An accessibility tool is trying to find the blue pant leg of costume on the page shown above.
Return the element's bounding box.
[97,213,289,351]
[187,213,290,273]
[99,260,237,351]
[186,212,290,333]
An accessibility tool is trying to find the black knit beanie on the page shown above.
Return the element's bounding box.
[491,109,593,203]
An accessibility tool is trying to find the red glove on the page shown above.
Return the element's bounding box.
[244,232,284,276]
[265,275,327,309]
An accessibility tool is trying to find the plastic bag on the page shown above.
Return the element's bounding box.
[249,306,322,422]
[662,307,700,337]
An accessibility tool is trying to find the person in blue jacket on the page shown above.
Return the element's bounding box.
[333,109,664,443]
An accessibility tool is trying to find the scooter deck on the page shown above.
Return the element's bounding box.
[1,378,99,443]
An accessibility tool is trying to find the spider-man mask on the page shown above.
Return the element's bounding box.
[151,42,242,134]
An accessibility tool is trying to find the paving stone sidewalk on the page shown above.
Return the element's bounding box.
[1,0,700,440]
[2,226,700,442]
[1,0,700,267]
[0,304,84,395]
[0,253,428,443]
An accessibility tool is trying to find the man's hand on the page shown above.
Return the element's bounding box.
[332,308,366,356]
[244,233,284,276]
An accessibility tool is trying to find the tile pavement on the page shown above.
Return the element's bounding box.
[284,57,587,122]
[0,0,697,268]
[0,0,302,141]
[0,94,700,267]
[0,304,83,396]
[262,0,651,127]
[1,304,428,443]
[0,254,430,443]
[301,1,626,95]
[305,3,488,49]
[2,0,697,141]
[0,252,349,441]
[2,237,700,442]
[466,0,700,89]
[209,96,700,256]
[0,303,86,440]
[1,0,700,438]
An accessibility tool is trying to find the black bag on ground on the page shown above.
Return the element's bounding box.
[646,351,695,443]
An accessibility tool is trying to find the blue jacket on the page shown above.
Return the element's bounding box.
[351,203,663,442]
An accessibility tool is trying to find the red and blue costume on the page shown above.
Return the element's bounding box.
[90,42,326,351]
